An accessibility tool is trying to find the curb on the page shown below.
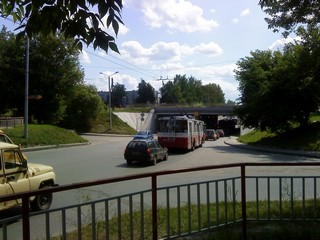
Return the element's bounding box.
[21,133,132,152]
[22,142,91,152]
[79,133,133,137]
[224,137,320,159]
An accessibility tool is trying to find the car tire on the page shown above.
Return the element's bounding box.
[152,155,157,165]
[30,186,53,211]
[126,160,132,165]
[163,153,168,161]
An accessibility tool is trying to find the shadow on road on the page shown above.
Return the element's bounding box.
[0,206,22,227]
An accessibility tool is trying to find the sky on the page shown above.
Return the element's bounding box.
[0,0,295,102]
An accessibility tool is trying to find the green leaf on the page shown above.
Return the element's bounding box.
[112,20,119,35]
[109,42,119,54]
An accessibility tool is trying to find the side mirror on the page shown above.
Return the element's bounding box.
[22,159,28,169]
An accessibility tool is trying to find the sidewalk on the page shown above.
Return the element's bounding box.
[224,136,320,159]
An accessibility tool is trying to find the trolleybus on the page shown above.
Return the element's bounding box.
[157,115,206,150]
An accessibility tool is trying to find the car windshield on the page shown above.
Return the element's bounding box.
[128,141,147,149]
[137,131,148,135]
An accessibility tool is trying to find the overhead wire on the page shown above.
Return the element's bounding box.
[1,16,237,84]
[83,46,157,79]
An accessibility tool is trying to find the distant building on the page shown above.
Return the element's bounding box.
[98,91,108,102]
[97,90,139,105]
[126,90,139,104]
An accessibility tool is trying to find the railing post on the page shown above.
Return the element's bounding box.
[152,174,158,240]
[241,164,247,240]
[22,196,30,240]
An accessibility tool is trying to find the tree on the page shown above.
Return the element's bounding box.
[235,26,320,131]
[28,34,84,124]
[176,75,203,104]
[159,80,177,104]
[201,83,225,106]
[259,0,320,36]
[136,79,156,104]
[0,26,25,115]
[0,28,85,124]
[235,50,278,130]
[0,0,123,53]
[112,83,126,107]
[61,84,105,132]
[160,75,202,104]
[159,74,225,105]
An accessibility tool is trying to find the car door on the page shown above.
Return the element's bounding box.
[3,148,30,207]
[0,154,7,210]
[154,141,164,159]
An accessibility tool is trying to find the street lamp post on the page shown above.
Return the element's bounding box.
[100,71,118,130]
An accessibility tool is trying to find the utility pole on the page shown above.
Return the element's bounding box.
[24,37,29,139]
[100,71,119,130]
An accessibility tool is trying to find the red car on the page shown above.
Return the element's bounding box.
[216,129,225,137]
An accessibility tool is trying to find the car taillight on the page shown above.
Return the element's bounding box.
[146,148,151,154]
[125,147,128,153]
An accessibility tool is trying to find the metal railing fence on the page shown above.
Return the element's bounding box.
[1,162,320,240]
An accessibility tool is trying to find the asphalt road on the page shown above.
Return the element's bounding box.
[1,135,318,239]
[21,135,316,208]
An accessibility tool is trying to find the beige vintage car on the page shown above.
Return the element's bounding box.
[0,142,57,211]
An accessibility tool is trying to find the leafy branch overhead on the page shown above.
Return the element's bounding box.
[0,0,123,53]
[259,0,320,36]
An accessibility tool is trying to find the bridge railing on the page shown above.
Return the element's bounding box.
[1,162,320,240]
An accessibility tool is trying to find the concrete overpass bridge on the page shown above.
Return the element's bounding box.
[154,106,237,134]
[154,106,234,117]
[115,105,237,135]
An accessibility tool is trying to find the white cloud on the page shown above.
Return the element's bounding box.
[232,18,239,24]
[194,42,223,56]
[121,41,223,65]
[210,9,216,14]
[79,51,91,64]
[96,72,138,91]
[240,8,250,17]
[118,24,129,35]
[231,8,250,24]
[138,0,219,33]
[269,36,301,50]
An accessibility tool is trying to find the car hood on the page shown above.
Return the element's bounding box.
[28,163,54,176]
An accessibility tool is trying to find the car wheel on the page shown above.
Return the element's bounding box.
[30,186,53,211]
[152,155,157,165]
[126,160,132,165]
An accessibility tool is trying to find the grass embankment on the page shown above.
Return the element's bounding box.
[88,109,136,134]
[2,124,88,148]
[2,109,138,147]
[238,115,320,151]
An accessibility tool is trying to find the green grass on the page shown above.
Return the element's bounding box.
[51,199,320,240]
[113,106,152,113]
[1,110,137,147]
[89,110,136,134]
[238,117,320,151]
[2,124,88,147]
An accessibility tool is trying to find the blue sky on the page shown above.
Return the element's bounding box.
[0,0,296,102]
